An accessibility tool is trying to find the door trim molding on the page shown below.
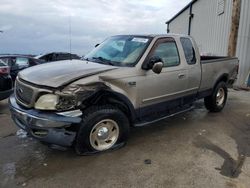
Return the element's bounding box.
[142,87,199,103]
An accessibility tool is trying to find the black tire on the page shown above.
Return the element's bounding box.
[204,82,228,112]
[75,105,129,155]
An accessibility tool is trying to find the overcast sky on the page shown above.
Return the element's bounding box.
[0,0,190,56]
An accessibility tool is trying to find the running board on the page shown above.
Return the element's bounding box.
[134,106,194,127]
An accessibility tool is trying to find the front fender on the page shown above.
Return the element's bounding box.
[81,89,137,123]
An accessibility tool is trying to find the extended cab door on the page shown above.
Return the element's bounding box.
[180,37,201,97]
[139,37,189,116]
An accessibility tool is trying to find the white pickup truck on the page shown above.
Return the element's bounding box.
[9,34,239,154]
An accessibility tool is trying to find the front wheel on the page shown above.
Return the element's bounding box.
[204,82,228,112]
[75,105,129,155]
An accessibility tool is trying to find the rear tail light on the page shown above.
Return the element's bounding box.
[0,66,10,74]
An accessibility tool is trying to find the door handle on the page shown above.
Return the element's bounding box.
[178,73,185,79]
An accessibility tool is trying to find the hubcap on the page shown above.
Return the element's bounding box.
[216,88,225,106]
[89,119,119,151]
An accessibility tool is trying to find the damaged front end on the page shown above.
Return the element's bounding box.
[54,82,110,111]
[33,82,109,112]
[9,82,110,147]
[9,95,82,146]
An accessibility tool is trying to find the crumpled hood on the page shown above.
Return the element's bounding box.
[18,60,117,88]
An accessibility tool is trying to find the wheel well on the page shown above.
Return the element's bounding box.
[81,90,136,124]
[215,74,229,88]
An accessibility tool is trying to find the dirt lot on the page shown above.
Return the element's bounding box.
[0,90,249,188]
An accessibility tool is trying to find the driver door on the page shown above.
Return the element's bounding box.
[139,38,189,117]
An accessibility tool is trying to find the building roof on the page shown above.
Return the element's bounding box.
[165,0,198,24]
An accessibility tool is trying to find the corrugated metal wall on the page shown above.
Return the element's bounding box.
[235,0,250,85]
[167,0,250,86]
[191,0,233,55]
[168,0,233,55]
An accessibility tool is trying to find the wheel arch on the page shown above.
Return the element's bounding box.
[81,90,137,124]
[213,73,229,89]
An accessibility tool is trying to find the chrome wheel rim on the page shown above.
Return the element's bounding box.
[216,88,225,106]
[89,119,119,151]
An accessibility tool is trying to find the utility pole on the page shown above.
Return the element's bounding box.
[228,0,241,57]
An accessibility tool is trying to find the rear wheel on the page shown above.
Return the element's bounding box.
[204,82,227,112]
[75,105,129,155]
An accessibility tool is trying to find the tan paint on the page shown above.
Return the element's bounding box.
[16,34,239,111]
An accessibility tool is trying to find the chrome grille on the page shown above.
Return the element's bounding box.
[15,78,53,108]
[15,79,34,106]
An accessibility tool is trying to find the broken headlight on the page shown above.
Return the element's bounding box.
[35,94,77,111]
[35,84,104,111]
[55,95,77,111]
[35,94,59,110]
[55,84,98,111]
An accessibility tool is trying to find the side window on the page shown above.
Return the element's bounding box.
[71,54,79,59]
[180,38,196,65]
[29,58,37,66]
[40,55,47,61]
[152,41,180,67]
[15,57,29,68]
[0,60,7,66]
[0,58,9,65]
[41,54,52,62]
[56,54,68,61]
[50,54,57,61]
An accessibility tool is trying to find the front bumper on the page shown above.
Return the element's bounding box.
[9,95,82,147]
[0,89,13,101]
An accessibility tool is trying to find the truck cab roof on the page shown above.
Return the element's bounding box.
[113,34,192,39]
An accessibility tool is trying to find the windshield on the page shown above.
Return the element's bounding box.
[84,36,152,67]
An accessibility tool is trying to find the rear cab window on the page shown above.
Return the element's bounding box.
[180,37,196,65]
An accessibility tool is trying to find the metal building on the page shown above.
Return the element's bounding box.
[166,0,250,86]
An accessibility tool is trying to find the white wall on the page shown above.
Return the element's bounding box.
[191,0,232,55]
[168,0,250,86]
[168,0,233,55]
[235,0,250,85]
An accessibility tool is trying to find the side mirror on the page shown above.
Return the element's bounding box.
[152,62,163,74]
[147,56,163,74]
[95,44,100,48]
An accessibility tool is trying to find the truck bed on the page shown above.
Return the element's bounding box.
[199,56,239,92]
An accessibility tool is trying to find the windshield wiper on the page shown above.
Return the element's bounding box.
[91,57,114,66]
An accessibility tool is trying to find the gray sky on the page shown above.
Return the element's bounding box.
[0,0,190,56]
